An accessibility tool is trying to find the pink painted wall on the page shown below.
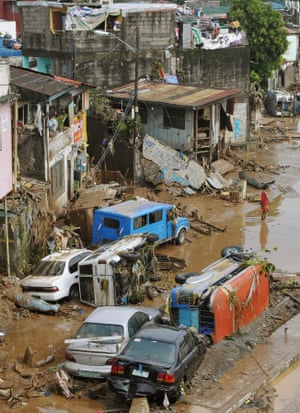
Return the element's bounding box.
[0,103,13,199]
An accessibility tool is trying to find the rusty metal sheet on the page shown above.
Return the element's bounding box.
[211,159,235,175]
[72,185,118,210]
[107,80,240,109]
[10,66,74,98]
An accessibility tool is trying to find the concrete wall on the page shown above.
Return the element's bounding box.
[175,46,250,93]
[0,102,13,198]
[19,5,176,86]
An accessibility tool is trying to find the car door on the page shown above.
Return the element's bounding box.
[181,332,202,382]
[68,252,90,291]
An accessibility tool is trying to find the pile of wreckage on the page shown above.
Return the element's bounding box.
[68,134,281,243]
[141,134,278,199]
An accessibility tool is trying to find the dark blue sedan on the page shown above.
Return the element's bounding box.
[108,324,207,405]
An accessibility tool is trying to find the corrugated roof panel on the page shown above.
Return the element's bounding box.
[10,66,74,98]
[107,80,239,109]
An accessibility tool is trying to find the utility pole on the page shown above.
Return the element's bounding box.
[134,26,139,142]
[133,25,139,186]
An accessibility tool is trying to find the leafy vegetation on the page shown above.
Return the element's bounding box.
[229,0,288,83]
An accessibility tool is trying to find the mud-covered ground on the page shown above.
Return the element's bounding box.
[0,116,300,412]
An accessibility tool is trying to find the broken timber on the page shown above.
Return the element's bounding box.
[190,217,226,235]
[156,254,186,270]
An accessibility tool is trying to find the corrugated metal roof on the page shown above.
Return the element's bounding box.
[18,1,177,12]
[10,66,76,99]
[107,80,240,109]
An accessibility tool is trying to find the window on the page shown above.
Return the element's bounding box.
[69,253,89,273]
[103,218,120,230]
[76,323,123,338]
[138,103,147,124]
[149,209,162,224]
[51,158,64,196]
[134,312,149,329]
[134,214,147,229]
[128,315,140,337]
[79,264,93,275]
[163,107,185,129]
[18,104,29,126]
[69,256,80,274]
[50,8,66,34]
[179,336,191,361]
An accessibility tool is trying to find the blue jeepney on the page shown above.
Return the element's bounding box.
[92,199,189,246]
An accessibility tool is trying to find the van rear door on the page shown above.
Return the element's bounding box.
[92,210,122,244]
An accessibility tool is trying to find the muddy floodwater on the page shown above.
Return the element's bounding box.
[159,184,300,274]
[1,131,299,413]
[273,359,300,413]
[160,136,300,273]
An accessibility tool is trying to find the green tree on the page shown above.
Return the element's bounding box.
[229,0,288,83]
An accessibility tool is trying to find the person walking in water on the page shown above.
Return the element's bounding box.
[261,184,269,220]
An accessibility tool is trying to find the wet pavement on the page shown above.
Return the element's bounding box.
[183,313,300,413]
[273,358,300,413]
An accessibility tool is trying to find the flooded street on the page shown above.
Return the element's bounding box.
[0,127,299,412]
[160,134,300,274]
[273,359,300,413]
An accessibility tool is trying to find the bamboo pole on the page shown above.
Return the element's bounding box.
[4,197,11,277]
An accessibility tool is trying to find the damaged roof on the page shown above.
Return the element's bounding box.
[10,66,92,101]
[106,80,240,109]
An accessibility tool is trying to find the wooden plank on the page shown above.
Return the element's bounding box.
[129,397,150,413]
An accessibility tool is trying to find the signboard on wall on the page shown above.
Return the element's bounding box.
[72,112,86,145]
[0,103,13,199]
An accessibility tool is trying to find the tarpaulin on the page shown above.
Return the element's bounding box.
[191,26,202,47]
[65,6,120,31]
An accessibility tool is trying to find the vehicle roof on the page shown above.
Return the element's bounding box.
[95,199,173,218]
[134,324,186,342]
[79,235,147,264]
[84,306,151,324]
[42,249,91,261]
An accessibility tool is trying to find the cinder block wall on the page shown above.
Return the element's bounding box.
[176,47,250,94]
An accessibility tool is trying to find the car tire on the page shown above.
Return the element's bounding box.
[167,383,183,403]
[147,233,159,244]
[176,228,186,245]
[149,273,162,282]
[121,252,141,262]
[69,284,79,300]
[221,245,243,257]
[175,272,199,285]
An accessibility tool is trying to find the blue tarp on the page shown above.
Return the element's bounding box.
[0,37,22,57]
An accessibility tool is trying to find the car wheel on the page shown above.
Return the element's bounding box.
[167,383,183,403]
[175,272,199,285]
[149,272,163,282]
[121,252,141,262]
[69,284,79,301]
[176,228,186,245]
[221,245,243,257]
[147,233,159,244]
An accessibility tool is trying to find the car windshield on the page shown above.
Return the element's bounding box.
[76,323,124,338]
[123,338,176,365]
[32,260,65,276]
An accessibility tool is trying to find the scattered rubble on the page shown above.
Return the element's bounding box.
[142,134,207,189]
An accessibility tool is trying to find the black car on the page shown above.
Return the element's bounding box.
[108,324,207,404]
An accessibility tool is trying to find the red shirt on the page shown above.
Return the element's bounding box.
[261,190,269,208]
